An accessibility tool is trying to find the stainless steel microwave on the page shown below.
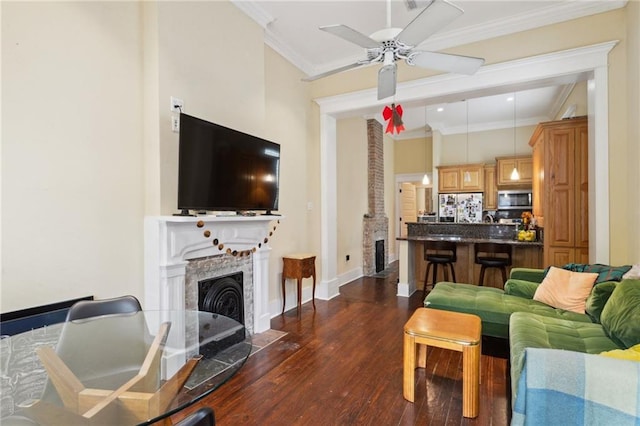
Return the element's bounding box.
[497,190,533,210]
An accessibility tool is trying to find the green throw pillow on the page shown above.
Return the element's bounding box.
[585,281,617,323]
[542,263,633,284]
[600,279,640,348]
[504,279,540,299]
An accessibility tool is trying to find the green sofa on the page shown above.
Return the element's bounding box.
[423,265,640,407]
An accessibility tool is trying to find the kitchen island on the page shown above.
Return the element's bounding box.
[397,223,542,297]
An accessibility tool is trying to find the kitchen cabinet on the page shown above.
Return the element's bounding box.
[483,165,497,210]
[529,117,588,267]
[496,156,533,186]
[531,136,544,221]
[437,164,484,193]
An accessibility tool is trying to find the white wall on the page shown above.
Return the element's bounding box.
[2,2,144,311]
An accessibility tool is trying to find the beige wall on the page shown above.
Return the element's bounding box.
[438,126,537,166]
[394,136,432,174]
[154,1,266,215]
[336,118,367,275]
[264,46,313,306]
[1,1,312,312]
[384,134,396,258]
[626,0,640,263]
[2,2,144,310]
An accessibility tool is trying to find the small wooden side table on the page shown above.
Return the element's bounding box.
[403,308,481,418]
[281,253,316,314]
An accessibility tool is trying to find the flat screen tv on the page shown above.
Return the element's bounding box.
[177,113,280,214]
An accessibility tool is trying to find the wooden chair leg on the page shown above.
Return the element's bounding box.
[500,267,508,287]
[478,267,486,286]
[449,263,457,283]
[424,263,433,291]
[432,264,438,289]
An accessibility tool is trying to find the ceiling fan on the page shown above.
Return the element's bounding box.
[302,0,485,100]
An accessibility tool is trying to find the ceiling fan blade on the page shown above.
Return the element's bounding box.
[408,50,484,75]
[302,61,371,82]
[320,25,381,49]
[396,0,463,47]
[378,63,397,100]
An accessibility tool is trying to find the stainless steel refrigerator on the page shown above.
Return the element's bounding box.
[438,193,483,223]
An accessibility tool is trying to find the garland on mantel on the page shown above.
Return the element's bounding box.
[195,219,280,257]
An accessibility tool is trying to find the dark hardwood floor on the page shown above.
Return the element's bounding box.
[174,263,510,425]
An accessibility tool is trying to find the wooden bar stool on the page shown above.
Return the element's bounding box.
[403,308,481,418]
[474,242,512,287]
[423,241,457,297]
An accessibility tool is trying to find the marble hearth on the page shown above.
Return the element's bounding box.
[144,216,279,335]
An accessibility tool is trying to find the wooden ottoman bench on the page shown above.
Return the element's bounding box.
[403,307,482,418]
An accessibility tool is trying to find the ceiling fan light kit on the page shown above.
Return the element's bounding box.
[303,0,485,100]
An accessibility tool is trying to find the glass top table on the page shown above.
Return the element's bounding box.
[0,310,252,425]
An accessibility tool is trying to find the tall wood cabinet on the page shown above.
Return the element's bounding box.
[529,117,588,267]
[483,165,497,210]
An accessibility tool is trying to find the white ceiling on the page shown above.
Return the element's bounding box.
[233,0,626,138]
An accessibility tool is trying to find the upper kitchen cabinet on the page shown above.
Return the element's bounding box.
[437,163,485,193]
[496,156,533,186]
[529,117,588,267]
[483,165,497,210]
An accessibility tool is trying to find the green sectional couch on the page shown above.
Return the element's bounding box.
[423,265,640,412]
[423,268,594,339]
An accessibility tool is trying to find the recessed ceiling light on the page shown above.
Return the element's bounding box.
[507,96,514,101]
[437,107,444,112]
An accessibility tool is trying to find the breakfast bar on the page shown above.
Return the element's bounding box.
[397,223,543,297]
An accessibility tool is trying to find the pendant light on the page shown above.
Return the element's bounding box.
[422,105,430,185]
[510,92,520,180]
[464,100,471,182]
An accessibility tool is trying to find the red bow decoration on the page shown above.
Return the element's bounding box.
[382,103,405,134]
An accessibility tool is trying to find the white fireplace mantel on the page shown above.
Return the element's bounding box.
[144,215,280,334]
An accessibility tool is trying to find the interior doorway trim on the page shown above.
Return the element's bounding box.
[395,173,432,256]
[315,40,617,299]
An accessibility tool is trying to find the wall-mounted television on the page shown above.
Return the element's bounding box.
[177,113,280,214]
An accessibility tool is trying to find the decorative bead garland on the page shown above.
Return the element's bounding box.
[196,219,280,257]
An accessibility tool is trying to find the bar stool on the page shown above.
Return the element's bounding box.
[423,240,457,297]
[474,242,512,287]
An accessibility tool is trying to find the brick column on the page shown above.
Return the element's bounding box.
[363,119,389,275]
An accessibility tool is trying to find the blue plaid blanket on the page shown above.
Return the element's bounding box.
[512,348,640,425]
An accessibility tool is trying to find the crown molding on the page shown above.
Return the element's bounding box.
[230,0,274,28]
[235,0,627,77]
[548,83,576,119]
[419,0,627,53]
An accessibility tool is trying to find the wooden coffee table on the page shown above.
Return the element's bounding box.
[403,307,482,418]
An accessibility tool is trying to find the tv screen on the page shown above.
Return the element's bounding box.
[177,113,280,213]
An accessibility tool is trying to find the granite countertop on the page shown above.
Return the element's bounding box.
[397,235,543,246]
[400,222,543,246]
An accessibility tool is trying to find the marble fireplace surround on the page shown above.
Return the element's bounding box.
[144,215,279,335]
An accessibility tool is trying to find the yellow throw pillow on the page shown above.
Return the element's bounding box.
[533,266,598,313]
[600,344,640,361]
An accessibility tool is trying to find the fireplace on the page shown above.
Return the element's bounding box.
[199,272,244,325]
[362,119,389,275]
[375,240,385,273]
[144,216,277,335]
